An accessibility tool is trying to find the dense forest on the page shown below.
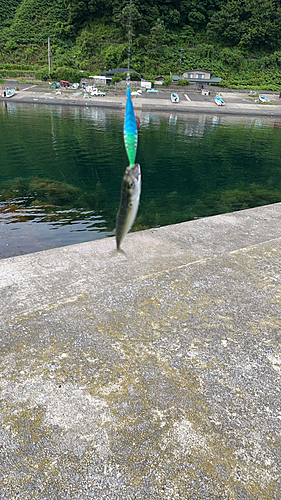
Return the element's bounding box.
[1,0,281,89]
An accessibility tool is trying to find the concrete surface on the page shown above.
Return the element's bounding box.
[2,85,281,116]
[1,203,281,499]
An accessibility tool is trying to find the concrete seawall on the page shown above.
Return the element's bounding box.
[4,89,281,117]
[1,203,281,499]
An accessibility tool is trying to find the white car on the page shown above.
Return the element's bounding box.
[91,88,106,97]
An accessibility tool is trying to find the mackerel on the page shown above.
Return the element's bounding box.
[115,163,141,250]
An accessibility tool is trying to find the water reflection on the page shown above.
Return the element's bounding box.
[182,115,206,137]
[1,103,281,258]
[168,114,177,127]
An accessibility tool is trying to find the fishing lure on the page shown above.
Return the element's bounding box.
[123,85,138,168]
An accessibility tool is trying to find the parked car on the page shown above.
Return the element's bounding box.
[60,80,70,88]
[91,88,106,96]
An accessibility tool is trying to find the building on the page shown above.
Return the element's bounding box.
[154,76,165,85]
[171,74,180,82]
[99,68,137,84]
[140,79,152,89]
[182,69,221,86]
[81,75,107,87]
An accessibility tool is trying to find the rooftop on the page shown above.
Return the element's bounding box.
[100,67,137,77]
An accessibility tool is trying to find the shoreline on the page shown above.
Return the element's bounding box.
[2,86,281,117]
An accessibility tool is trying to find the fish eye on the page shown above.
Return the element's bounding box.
[129,182,135,188]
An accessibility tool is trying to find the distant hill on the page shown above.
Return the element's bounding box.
[1,0,281,89]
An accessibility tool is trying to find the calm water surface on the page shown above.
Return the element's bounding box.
[1,101,281,258]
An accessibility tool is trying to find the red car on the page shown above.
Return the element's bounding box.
[60,80,70,88]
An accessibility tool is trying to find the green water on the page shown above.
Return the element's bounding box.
[1,101,281,258]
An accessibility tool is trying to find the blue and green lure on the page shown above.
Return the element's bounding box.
[123,85,138,167]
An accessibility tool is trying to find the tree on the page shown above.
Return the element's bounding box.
[114,1,141,40]
[206,1,242,46]
[207,0,281,51]
[65,0,109,26]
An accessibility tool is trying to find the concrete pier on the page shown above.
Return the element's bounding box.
[1,203,281,499]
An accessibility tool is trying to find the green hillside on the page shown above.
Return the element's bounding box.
[1,0,281,89]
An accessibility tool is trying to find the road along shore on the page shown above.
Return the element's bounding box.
[3,87,281,117]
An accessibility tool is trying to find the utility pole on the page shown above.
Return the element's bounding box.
[48,37,51,75]
[178,48,185,78]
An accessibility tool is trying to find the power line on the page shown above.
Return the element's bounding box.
[127,0,132,81]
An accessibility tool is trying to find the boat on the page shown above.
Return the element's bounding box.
[5,89,16,98]
[259,94,270,103]
[215,95,225,106]
[1,88,16,98]
[171,93,179,103]
[147,89,159,93]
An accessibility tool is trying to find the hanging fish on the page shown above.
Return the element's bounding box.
[115,163,141,250]
[116,86,141,250]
